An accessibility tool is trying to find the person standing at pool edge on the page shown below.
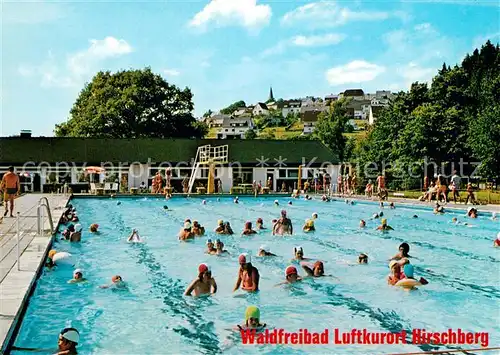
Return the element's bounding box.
[234,253,259,292]
[1,166,20,217]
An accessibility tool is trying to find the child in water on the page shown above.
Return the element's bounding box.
[258,245,277,257]
[68,269,87,284]
[236,306,266,331]
[184,263,217,296]
[302,218,315,232]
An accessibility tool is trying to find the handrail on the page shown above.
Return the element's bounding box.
[37,197,54,236]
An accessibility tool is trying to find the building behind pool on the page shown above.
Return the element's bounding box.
[0,137,342,193]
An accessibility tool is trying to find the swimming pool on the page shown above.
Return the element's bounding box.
[10,197,500,354]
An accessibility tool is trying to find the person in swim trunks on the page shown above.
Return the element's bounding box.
[276,266,302,285]
[214,220,225,233]
[272,210,293,235]
[236,306,266,331]
[70,224,82,242]
[1,167,20,217]
[399,264,428,286]
[242,221,257,235]
[301,261,325,277]
[57,327,80,355]
[205,239,217,254]
[89,224,99,233]
[257,245,276,257]
[233,253,259,292]
[100,275,126,289]
[184,263,217,296]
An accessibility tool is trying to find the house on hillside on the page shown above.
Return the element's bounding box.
[300,107,328,134]
[207,114,228,128]
[347,100,371,120]
[233,107,253,117]
[282,100,301,118]
[369,105,385,125]
[253,103,269,116]
[216,116,255,139]
[301,96,321,107]
[375,90,393,99]
[340,89,365,100]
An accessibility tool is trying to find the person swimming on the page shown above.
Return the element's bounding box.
[359,220,366,228]
[236,306,266,331]
[494,232,500,247]
[301,261,324,277]
[89,223,99,233]
[399,264,428,286]
[202,200,207,205]
[292,246,311,261]
[377,218,394,231]
[215,220,225,233]
[358,253,368,264]
[467,207,478,218]
[391,242,411,260]
[390,202,395,209]
[179,222,194,241]
[215,239,229,254]
[242,221,257,235]
[224,222,234,235]
[234,196,239,204]
[58,327,80,355]
[256,218,265,230]
[272,210,293,235]
[100,275,126,289]
[192,221,205,236]
[276,266,302,285]
[302,218,315,232]
[257,245,276,257]
[184,263,217,296]
[205,239,217,254]
[274,200,279,206]
[233,253,259,292]
[68,269,87,284]
[127,229,142,243]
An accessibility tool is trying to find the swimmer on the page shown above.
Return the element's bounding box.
[412,215,418,218]
[192,221,205,236]
[380,202,384,208]
[390,202,395,209]
[359,220,366,228]
[304,194,312,200]
[400,264,429,286]
[301,261,325,277]
[89,223,99,233]
[46,250,57,268]
[62,224,75,240]
[379,211,384,217]
[272,210,293,236]
[242,221,257,235]
[256,218,265,230]
[494,232,500,247]
[491,212,497,221]
[58,327,80,355]
[206,239,217,254]
[233,253,259,292]
[202,200,207,205]
[68,269,87,284]
[234,196,239,204]
[69,224,82,242]
[215,239,229,254]
[358,253,368,264]
[302,219,315,232]
[215,220,225,233]
[224,222,234,235]
[274,200,279,206]
[376,218,394,231]
[163,205,169,210]
[387,259,407,285]
[257,245,276,257]
[184,263,217,296]
[288,201,293,205]
[100,275,126,289]
[292,246,312,261]
[117,201,122,206]
[434,203,445,214]
[236,306,266,331]
[276,266,302,285]
[371,213,380,219]
[467,207,478,218]
[179,222,194,241]
[350,200,355,205]
[391,242,412,260]
[127,229,142,243]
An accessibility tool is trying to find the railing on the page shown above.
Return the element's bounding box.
[37,197,54,237]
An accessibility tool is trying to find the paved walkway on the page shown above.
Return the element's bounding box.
[0,194,69,352]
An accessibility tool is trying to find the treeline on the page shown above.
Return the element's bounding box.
[345,40,499,187]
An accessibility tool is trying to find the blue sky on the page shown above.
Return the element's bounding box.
[1,0,499,136]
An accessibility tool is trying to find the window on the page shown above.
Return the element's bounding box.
[233,167,253,184]
[288,169,298,178]
[279,169,286,178]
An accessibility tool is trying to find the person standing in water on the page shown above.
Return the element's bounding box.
[1,166,20,217]
[276,266,302,285]
[301,261,325,277]
[233,253,259,292]
[241,221,257,235]
[272,210,293,235]
[184,263,217,296]
[391,242,412,260]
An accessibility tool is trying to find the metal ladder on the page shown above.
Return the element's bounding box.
[37,197,54,237]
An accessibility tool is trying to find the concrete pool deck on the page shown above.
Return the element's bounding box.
[0,194,69,353]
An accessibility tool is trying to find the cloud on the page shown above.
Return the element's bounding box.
[163,69,180,76]
[188,0,271,31]
[261,33,346,57]
[326,60,386,86]
[281,1,393,28]
[397,62,436,86]
[401,0,500,6]
[18,37,133,88]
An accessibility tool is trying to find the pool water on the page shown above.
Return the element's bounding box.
[12,197,500,354]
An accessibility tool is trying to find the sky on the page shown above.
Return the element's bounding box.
[1,0,499,137]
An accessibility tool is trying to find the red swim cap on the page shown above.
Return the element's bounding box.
[314,261,324,269]
[238,253,251,264]
[198,263,210,273]
[286,265,297,276]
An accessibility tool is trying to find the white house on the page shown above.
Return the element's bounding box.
[216,117,255,139]
[252,103,269,116]
[282,100,301,118]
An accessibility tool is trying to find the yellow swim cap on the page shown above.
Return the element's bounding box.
[217,219,223,226]
[381,218,387,225]
[48,250,57,259]
[245,306,260,321]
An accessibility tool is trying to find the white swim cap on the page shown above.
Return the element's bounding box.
[274,200,278,203]
[492,212,497,218]
[60,328,80,344]
[497,232,500,241]
[295,246,303,254]
[73,269,82,276]
[74,224,82,232]
[259,245,269,252]
[467,207,472,213]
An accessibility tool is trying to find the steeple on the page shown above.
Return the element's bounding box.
[268,86,274,102]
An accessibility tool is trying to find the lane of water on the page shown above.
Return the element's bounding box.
[12,196,500,354]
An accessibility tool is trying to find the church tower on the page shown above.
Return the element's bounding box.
[268,86,275,102]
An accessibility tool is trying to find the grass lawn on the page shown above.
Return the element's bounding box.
[260,124,303,139]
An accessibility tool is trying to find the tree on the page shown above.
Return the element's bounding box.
[220,100,246,115]
[244,129,257,139]
[55,68,204,138]
[203,109,214,118]
[314,100,350,162]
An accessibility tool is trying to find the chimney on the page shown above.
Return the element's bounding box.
[20,130,32,138]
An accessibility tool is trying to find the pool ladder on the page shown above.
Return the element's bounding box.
[37,197,54,237]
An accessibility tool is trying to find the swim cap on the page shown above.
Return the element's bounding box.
[274,200,279,204]
[198,263,210,273]
[245,306,260,321]
[389,260,398,269]
[215,238,221,244]
[492,212,497,218]
[239,253,251,264]
[381,218,387,225]
[403,264,414,278]
[312,213,318,219]
[184,222,192,229]
[206,239,213,245]
[60,328,80,344]
[259,245,269,252]
[112,275,122,283]
[295,246,303,254]
[467,207,472,213]
[281,210,287,217]
[73,269,82,276]
[74,224,82,232]
[285,265,298,276]
[379,211,384,217]
[373,214,379,219]
[217,219,223,226]
[314,261,324,269]
[257,218,263,223]
[48,250,57,259]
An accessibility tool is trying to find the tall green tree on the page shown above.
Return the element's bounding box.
[55,68,204,138]
[314,100,350,162]
[244,129,257,139]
